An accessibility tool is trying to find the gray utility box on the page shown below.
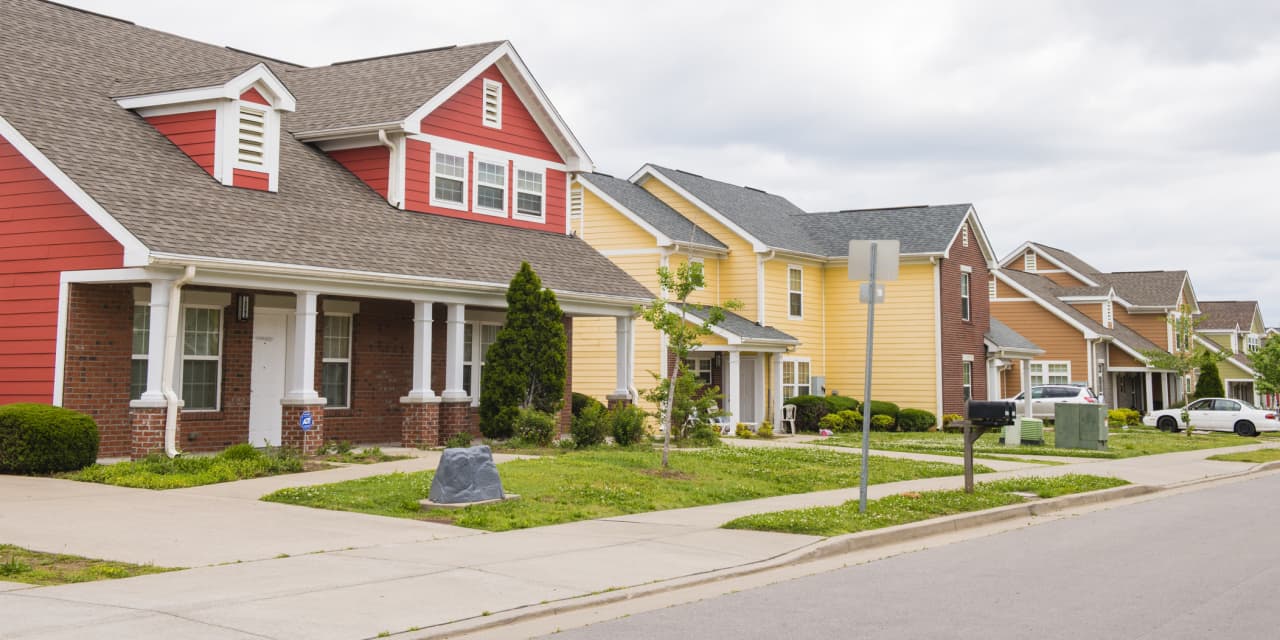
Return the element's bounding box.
[1054,403,1109,450]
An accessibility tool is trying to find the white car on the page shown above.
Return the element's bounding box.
[1003,385,1101,420]
[1142,397,1280,436]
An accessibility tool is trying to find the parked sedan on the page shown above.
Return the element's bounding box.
[1142,397,1280,436]
[1003,385,1101,420]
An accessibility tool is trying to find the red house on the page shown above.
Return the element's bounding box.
[0,1,649,458]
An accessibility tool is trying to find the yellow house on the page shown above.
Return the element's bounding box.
[571,165,1013,426]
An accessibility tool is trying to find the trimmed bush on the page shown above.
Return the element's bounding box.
[897,408,937,432]
[824,395,860,414]
[444,432,474,449]
[866,400,900,419]
[1107,408,1142,428]
[1193,354,1224,399]
[818,413,843,432]
[512,409,557,447]
[571,392,604,418]
[871,414,896,431]
[735,424,754,439]
[785,395,830,431]
[570,403,609,448]
[819,410,863,433]
[942,414,963,428]
[757,422,774,438]
[610,405,647,447]
[0,404,98,474]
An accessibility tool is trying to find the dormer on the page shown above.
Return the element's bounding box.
[114,63,296,192]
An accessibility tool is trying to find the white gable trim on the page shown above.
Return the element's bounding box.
[575,177,671,246]
[1196,335,1258,377]
[663,303,799,347]
[998,242,1100,287]
[628,165,770,253]
[0,116,149,265]
[941,206,997,267]
[115,63,297,112]
[994,271,1099,340]
[401,42,592,172]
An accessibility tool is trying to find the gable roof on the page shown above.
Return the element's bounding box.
[999,269,1165,358]
[576,173,726,250]
[797,204,976,256]
[1195,335,1258,376]
[1198,301,1262,332]
[1005,242,1192,310]
[679,305,799,345]
[0,0,647,301]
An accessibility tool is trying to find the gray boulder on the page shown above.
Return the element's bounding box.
[428,445,505,504]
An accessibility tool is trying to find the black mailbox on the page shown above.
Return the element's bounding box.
[966,400,1016,427]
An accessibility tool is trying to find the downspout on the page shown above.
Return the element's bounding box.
[756,250,776,325]
[162,265,196,458]
[377,129,402,208]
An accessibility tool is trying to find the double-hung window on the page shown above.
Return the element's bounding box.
[181,307,222,411]
[322,314,353,408]
[1028,361,1070,386]
[130,305,149,400]
[515,168,544,220]
[474,159,507,215]
[432,151,467,208]
[788,266,803,319]
[962,360,973,403]
[463,323,502,398]
[960,272,971,321]
[684,357,713,385]
[782,359,811,398]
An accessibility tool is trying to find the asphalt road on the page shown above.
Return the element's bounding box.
[544,473,1280,639]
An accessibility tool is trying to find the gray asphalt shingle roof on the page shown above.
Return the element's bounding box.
[110,64,272,98]
[798,204,974,256]
[680,306,798,344]
[577,173,726,250]
[1001,270,1165,356]
[1027,244,1188,309]
[986,317,1042,353]
[1197,301,1261,331]
[0,1,650,301]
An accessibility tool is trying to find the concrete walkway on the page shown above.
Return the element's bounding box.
[2,441,1277,639]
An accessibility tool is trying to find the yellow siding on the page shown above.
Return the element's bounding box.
[579,188,659,253]
[668,254,721,307]
[640,179,759,319]
[764,259,825,378]
[1208,334,1233,351]
[823,262,938,413]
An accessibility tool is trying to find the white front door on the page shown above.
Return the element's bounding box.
[740,356,757,424]
[249,310,289,446]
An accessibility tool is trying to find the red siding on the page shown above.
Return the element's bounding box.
[145,110,217,176]
[329,146,390,199]
[232,168,270,191]
[404,138,431,210]
[240,87,270,106]
[0,136,125,405]
[420,65,563,163]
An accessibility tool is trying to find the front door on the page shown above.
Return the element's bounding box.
[249,310,289,446]
[740,356,757,424]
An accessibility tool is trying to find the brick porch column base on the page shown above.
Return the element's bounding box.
[281,404,325,454]
[401,399,441,448]
[129,406,167,460]
[438,400,476,444]
[606,395,633,411]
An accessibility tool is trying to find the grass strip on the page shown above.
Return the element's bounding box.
[65,444,309,490]
[263,447,991,531]
[723,474,1130,537]
[1207,449,1280,463]
[819,427,1245,460]
[0,544,179,586]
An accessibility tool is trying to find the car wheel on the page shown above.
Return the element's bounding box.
[1157,416,1179,432]
[1234,421,1259,437]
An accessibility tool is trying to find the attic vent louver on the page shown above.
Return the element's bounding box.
[569,185,584,235]
[237,105,266,167]
[1024,251,1037,272]
[482,79,502,129]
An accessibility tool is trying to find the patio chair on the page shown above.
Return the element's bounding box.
[780,404,797,435]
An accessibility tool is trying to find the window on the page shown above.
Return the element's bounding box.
[474,159,507,214]
[1247,334,1261,353]
[1024,251,1037,271]
[482,79,502,128]
[684,357,712,385]
[788,266,803,319]
[1102,300,1114,328]
[1028,361,1070,386]
[432,151,466,207]
[515,168,544,219]
[782,359,811,398]
[963,361,973,403]
[181,307,222,411]
[690,257,705,290]
[236,105,267,168]
[960,272,971,321]
[130,305,149,400]
[463,323,501,397]
[321,314,352,408]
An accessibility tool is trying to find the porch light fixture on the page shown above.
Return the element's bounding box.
[235,293,252,322]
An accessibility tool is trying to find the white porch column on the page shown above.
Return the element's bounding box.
[442,303,468,401]
[1144,371,1154,415]
[283,291,323,404]
[753,356,766,425]
[770,354,783,428]
[401,300,437,403]
[134,282,171,407]
[727,351,742,426]
[609,316,633,400]
[1161,373,1170,410]
[1020,359,1033,418]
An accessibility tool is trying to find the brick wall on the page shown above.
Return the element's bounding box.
[940,220,990,415]
[62,283,133,458]
[321,297,412,443]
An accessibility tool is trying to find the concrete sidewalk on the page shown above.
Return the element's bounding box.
[2,442,1276,639]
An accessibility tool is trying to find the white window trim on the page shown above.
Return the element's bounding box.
[1028,360,1071,386]
[684,355,713,385]
[787,265,804,320]
[178,304,223,412]
[960,271,971,322]
[690,256,706,290]
[429,146,469,212]
[512,165,546,222]
[472,155,509,218]
[482,79,502,129]
[465,321,504,405]
[322,313,353,409]
[962,360,973,402]
[216,97,281,191]
[781,357,812,398]
[131,303,149,400]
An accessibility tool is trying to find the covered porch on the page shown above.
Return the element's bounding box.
[1108,368,1183,415]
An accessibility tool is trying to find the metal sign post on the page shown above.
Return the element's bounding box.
[848,240,899,513]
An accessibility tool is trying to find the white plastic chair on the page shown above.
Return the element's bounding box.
[780,404,797,435]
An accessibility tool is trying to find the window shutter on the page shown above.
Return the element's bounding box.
[237,106,266,167]
[482,80,502,128]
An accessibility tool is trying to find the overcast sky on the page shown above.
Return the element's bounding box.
[66,0,1280,323]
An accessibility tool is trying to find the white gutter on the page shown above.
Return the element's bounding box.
[161,265,196,458]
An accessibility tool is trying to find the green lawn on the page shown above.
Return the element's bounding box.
[819,427,1246,460]
[0,544,179,586]
[1207,449,1280,463]
[66,444,310,489]
[723,474,1130,537]
[262,447,990,531]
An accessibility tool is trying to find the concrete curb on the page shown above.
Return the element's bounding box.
[416,483,1158,639]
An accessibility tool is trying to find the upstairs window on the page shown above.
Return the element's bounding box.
[515,169,545,219]
[1024,251,1037,271]
[1247,334,1261,353]
[482,79,502,128]
[236,105,267,168]
[432,151,467,208]
[960,272,971,321]
[788,266,804,319]
[474,159,507,215]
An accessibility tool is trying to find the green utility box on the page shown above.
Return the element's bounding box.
[1017,418,1045,445]
[1054,403,1109,450]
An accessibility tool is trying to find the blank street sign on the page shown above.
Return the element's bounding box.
[848,239,900,281]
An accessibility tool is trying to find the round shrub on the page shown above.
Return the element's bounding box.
[870,414,896,431]
[824,395,860,414]
[837,410,863,432]
[818,413,843,432]
[757,422,774,438]
[445,432,474,449]
[513,409,557,447]
[942,413,963,428]
[0,403,99,474]
[570,403,608,448]
[219,443,261,461]
[571,392,604,418]
[897,408,937,432]
[785,395,830,431]
[610,405,647,446]
[734,424,754,439]
[867,400,900,419]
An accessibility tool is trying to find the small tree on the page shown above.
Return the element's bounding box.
[639,259,739,468]
[479,263,567,438]
[1253,334,1280,399]
[1192,351,1225,399]
[642,368,723,443]
[1141,305,1205,437]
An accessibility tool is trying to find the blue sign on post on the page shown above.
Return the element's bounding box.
[299,411,313,431]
